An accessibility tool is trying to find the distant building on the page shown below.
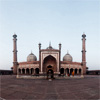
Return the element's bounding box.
[0,70,13,75]
[87,70,100,75]
[12,33,87,78]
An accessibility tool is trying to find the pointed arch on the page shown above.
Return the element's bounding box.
[43,55,57,72]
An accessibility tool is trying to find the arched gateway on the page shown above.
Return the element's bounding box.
[47,65,54,79]
[43,55,57,73]
[39,44,60,75]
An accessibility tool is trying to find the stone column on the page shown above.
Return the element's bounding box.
[16,68,19,78]
[34,69,36,75]
[17,68,19,75]
[21,69,22,74]
[65,69,67,76]
[69,68,70,74]
[73,69,75,76]
[81,68,84,77]
[29,69,31,75]
[32,69,34,75]
[25,68,26,74]
[64,69,66,75]
[77,69,78,75]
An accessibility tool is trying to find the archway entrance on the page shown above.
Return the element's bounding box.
[35,68,39,75]
[75,69,77,75]
[43,55,57,73]
[47,65,54,79]
[22,68,25,74]
[79,69,81,75]
[70,68,73,75]
[60,68,64,75]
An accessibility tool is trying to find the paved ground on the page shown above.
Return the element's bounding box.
[0,75,100,100]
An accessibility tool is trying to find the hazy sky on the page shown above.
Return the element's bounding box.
[0,0,99,70]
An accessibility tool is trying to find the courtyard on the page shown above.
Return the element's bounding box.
[0,75,99,100]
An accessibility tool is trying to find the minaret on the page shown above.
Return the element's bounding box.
[59,43,61,51]
[59,43,61,71]
[82,33,86,74]
[13,34,18,74]
[38,43,41,73]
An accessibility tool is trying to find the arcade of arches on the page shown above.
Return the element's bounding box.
[18,55,83,76]
[18,68,39,75]
[18,67,82,75]
[60,68,82,75]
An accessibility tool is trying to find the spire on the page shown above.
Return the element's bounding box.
[47,41,53,49]
[59,43,61,51]
[31,50,33,54]
[38,43,41,50]
[49,41,51,47]
[67,50,69,54]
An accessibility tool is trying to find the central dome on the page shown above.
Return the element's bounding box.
[47,45,54,49]
[27,52,37,62]
[63,52,73,62]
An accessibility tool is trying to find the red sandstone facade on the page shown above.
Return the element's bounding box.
[12,34,87,76]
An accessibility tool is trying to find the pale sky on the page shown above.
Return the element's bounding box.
[0,0,100,70]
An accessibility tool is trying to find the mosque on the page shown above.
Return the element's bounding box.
[12,33,87,78]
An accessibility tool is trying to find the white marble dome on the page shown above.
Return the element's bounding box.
[27,52,37,62]
[63,52,73,62]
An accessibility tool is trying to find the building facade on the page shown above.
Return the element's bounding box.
[12,34,87,77]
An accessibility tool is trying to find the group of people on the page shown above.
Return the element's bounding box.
[67,71,74,77]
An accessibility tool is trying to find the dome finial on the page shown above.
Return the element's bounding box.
[31,50,32,54]
[67,50,69,54]
[13,33,17,38]
[47,41,53,49]
[82,33,86,38]
[49,41,51,47]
